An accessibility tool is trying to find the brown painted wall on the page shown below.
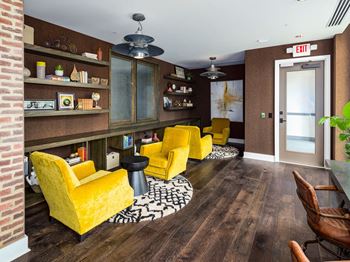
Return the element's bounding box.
[24,16,193,142]
[191,64,245,139]
[245,39,333,155]
[333,25,350,160]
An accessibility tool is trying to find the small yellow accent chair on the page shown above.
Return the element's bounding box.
[30,152,134,239]
[203,118,230,145]
[140,127,190,180]
[175,125,212,160]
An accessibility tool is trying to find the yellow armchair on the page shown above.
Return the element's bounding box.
[203,118,230,145]
[140,127,190,180]
[175,125,212,160]
[30,152,134,239]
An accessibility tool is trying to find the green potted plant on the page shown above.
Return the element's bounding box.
[55,64,64,76]
[319,101,350,159]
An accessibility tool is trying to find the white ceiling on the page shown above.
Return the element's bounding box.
[24,0,349,69]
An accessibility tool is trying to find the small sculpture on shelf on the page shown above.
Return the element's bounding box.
[91,92,101,109]
[152,132,160,142]
[70,64,80,82]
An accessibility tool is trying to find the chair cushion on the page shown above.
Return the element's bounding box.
[79,170,110,185]
[308,207,350,248]
[149,152,168,169]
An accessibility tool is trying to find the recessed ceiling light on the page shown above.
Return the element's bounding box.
[257,39,269,43]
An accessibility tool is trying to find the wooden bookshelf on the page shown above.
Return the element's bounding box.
[164,91,193,96]
[24,77,109,90]
[164,74,194,84]
[24,109,109,118]
[24,43,110,66]
[163,107,195,111]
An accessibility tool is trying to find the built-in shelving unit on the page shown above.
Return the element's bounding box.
[24,109,109,118]
[164,91,193,97]
[24,43,110,66]
[24,77,109,90]
[164,74,194,84]
[163,107,195,111]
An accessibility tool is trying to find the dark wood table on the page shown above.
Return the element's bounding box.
[326,160,350,208]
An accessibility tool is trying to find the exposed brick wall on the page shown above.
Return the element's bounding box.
[0,0,24,248]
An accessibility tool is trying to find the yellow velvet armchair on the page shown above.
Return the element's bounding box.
[140,127,190,180]
[175,125,212,160]
[30,152,134,239]
[203,118,230,145]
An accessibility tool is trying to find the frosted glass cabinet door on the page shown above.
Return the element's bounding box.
[110,57,132,123]
[137,63,156,120]
[286,70,316,154]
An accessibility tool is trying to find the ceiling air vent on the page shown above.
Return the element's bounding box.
[328,0,350,27]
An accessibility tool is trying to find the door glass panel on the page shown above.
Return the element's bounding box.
[111,57,132,123]
[286,70,315,154]
[136,63,156,120]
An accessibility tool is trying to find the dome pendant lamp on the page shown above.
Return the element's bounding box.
[112,13,164,59]
[200,57,226,80]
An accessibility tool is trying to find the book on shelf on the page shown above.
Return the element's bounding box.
[45,75,71,82]
[79,71,88,84]
[82,52,98,60]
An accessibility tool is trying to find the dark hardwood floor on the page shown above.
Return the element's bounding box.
[17,156,339,262]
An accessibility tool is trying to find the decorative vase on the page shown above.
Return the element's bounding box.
[70,65,79,82]
[23,67,31,78]
[97,47,103,61]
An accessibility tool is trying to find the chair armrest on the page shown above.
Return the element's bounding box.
[71,160,96,180]
[71,169,131,205]
[201,134,212,146]
[314,185,338,191]
[203,126,212,133]
[223,127,230,137]
[140,142,162,157]
[168,146,190,167]
[320,212,350,221]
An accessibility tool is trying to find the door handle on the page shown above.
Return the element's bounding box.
[280,118,287,123]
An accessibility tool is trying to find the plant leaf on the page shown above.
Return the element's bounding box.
[339,133,350,141]
[318,116,329,125]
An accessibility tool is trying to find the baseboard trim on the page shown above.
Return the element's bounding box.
[0,235,30,262]
[228,138,245,144]
[243,152,275,162]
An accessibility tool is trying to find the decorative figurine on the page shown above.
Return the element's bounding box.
[70,64,79,82]
[91,92,101,109]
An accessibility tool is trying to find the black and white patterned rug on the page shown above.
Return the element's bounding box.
[205,145,239,160]
[109,175,193,223]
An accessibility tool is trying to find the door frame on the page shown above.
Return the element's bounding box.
[274,55,331,166]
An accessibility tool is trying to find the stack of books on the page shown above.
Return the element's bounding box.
[66,157,81,166]
[82,52,98,60]
[46,75,70,82]
[79,71,88,83]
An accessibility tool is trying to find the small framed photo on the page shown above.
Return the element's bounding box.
[175,66,185,79]
[24,100,56,111]
[57,93,75,110]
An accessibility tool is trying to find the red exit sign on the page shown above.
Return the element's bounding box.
[292,43,311,57]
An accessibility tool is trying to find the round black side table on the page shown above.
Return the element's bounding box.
[121,156,149,196]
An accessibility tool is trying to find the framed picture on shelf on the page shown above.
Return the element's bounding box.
[175,66,185,79]
[24,100,56,111]
[57,92,75,110]
[163,96,172,108]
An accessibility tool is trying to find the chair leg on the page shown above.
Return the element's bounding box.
[302,239,318,251]
[49,216,55,224]
[78,233,88,242]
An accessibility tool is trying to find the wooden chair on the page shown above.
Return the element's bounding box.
[292,170,350,259]
[288,241,310,262]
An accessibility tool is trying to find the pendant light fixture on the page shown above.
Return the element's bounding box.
[112,13,164,59]
[200,57,226,80]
